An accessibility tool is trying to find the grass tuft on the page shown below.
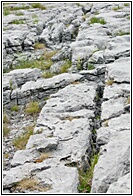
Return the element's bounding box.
[34,43,45,50]
[105,79,114,86]
[13,126,34,149]
[11,105,19,112]
[78,154,99,193]
[3,124,10,137]
[59,60,72,74]
[14,177,51,192]
[31,3,47,10]
[10,19,25,25]
[41,71,55,79]
[25,102,40,115]
[88,63,95,70]
[34,153,50,163]
[89,17,106,25]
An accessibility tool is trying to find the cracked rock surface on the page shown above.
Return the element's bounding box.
[3,2,130,194]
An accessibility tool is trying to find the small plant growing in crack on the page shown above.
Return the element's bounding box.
[12,177,51,192]
[105,79,114,86]
[34,152,50,163]
[102,120,109,127]
[11,105,19,112]
[78,153,99,193]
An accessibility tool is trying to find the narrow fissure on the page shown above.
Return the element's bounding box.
[77,74,105,193]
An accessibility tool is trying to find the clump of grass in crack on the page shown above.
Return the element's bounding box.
[25,102,40,115]
[89,17,106,25]
[102,120,109,127]
[126,96,130,104]
[33,19,39,24]
[3,113,10,137]
[34,153,50,163]
[59,60,72,74]
[88,63,95,70]
[15,11,24,16]
[124,3,130,6]
[31,3,47,10]
[77,57,82,70]
[3,124,10,137]
[13,177,51,192]
[3,113,10,123]
[41,71,55,79]
[11,105,19,112]
[105,79,114,86]
[13,127,34,150]
[112,5,123,11]
[117,30,130,36]
[34,43,45,50]
[9,19,25,25]
[43,50,57,60]
[78,154,99,193]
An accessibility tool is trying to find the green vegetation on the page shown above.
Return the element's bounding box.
[41,71,55,79]
[92,129,97,134]
[3,113,10,123]
[126,96,130,104]
[124,3,130,6]
[112,5,123,11]
[89,17,106,25]
[33,19,39,24]
[106,79,114,85]
[25,101,40,115]
[3,9,11,15]
[102,120,109,127]
[88,63,95,70]
[31,3,47,10]
[3,113,10,137]
[77,57,82,70]
[34,152,50,163]
[11,105,19,112]
[3,124,10,137]
[13,177,51,192]
[10,19,25,25]
[15,12,24,16]
[34,43,45,50]
[43,50,57,60]
[117,30,130,36]
[13,126,34,149]
[78,153,99,193]
[59,60,72,74]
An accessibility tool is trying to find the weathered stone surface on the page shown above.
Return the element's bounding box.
[101,97,127,120]
[4,68,41,86]
[11,149,40,166]
[26,136,59,152]
[107,173,130,193]
[106,57,130,83]
[91,129,130,193]
[3,2,131,194]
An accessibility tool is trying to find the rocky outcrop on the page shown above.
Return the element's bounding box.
[3,2,130,194]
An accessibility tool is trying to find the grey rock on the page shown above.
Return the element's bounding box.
[26,136,59,152]
[36,163,79,193]
[107,173,130,193]
[5,68,41,86]
[11,149,40,166]
[91,129,130,193]
[106,57,130,83]
[103,83,130,100]
[101,97,127,120]
[3,163,34,188]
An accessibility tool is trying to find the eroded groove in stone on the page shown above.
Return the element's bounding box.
[3,2,130,194]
